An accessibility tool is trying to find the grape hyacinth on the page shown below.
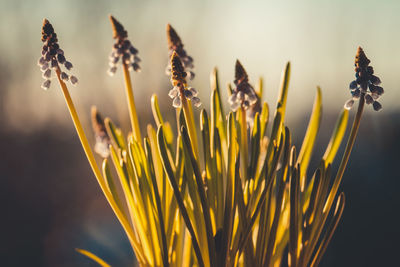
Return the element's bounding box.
[168,51,201,108]
[166,24,195,80]
[91,106,111,158]
[228,60,258,112]
[38,19,78,90]
[107,15,141,76]
[344,47,384,111]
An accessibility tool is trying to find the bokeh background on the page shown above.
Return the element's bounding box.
[0,0,399,266]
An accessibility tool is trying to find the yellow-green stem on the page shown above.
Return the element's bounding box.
[55,69,142,262]
[323,94,365,213]
[122,63,142,142]
[180,87,199,159]
[240,106,249,182]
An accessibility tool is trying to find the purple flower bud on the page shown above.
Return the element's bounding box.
[351,89,361,99]
[349,80,357,89]
[365,94,374,104]
[64,61,73,70]
[57,54,66,64]
[131,63,141,72]
[107,66,117,76]
[129,46,138,55]
[168,87,179,99]
[344,99,354,110]
[373,101,382,111]
[370,75,381,85]
[172,96,182,108]
[184,89,193,99]
[45,52,52,61]
[61,72,69,81]
[191,97,201,107]
[41,62,49,71]
[51,59,58,68]
[70,75,78,85]
[38,57,46,66]
[186,71,195,80]
[133,55,141,63]
[42,69,51,79]
[41,79,51,90]
[375,86,384,95]
[371,93,379,100]
[367,66,374,75]
[188,87,198,96]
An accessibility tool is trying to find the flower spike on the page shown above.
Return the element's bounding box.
[168,51,201,108]
[228,60,258,112]
[345,47,384,111]
[165,24,194,79]
[38,19,78,90]
[108,15,141,75]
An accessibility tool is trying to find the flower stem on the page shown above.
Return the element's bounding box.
[180,86,199,159]
[324,94,365,213]
[122,63,142,142]
[240,106,249,182]
[55,69,142,261]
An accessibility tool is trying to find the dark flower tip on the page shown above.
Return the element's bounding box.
[355,46,371,69]
[41,19,56,43]
[166,24,182,50]
[235,59,249,85]
[109,15,127,39]
[170,51,187,86]
[229,60,258,112]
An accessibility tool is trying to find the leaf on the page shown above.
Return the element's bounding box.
[297,87,322,186]
[144,138,169,267]
[310,193,345,267]
[256,77,264,99]
[151,94,164,126]
[289,166,300,266]
[181,126,217,267]
[322,109,349,165]
[102,159,123,213]
[249,113,261,179]
[276,62,291,120]
[259,102,269,138]
[76,248,111,267]
[220,112,237,266]
[157,125,205,267]
[104,118,127,150]
[264,127,291,266]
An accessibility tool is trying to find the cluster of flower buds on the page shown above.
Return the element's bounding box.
[38,19,78,90]
[91,106,111,158]
[165,24,194,80]
[168,51,201,108]
[228,60,258,112]
[345,47,383,111]
[107,16,141,76]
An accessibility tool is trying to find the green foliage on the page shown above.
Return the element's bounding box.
[46,17,377,267]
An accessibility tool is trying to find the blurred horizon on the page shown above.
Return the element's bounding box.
[0,0,399,134]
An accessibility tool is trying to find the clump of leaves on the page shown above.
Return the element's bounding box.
[39,16,383,267]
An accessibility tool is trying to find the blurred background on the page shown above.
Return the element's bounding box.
[0,0,399,266]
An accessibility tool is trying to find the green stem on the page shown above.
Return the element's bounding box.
[179,86,199,159]
[240,106,249,183]
[55,69,143,262]
[323,94,365,213]
[122,63,142,143]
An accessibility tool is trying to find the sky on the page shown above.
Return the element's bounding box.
[0,0,399,133]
